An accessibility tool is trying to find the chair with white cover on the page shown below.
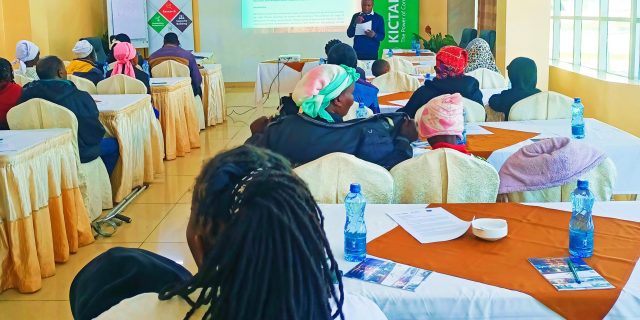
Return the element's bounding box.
[383,56,416,75]
[63,61,71,67]
[371,71,421,93]
[462,98,486,122]
[343,102,374,121]
[508,91,573,121]
[7,99,113,221]
[14,73,32,87]
[152,61,206,130]
[391,148,500,204]
[294,153,394,204]
[97,74,147,94]
[68,75,98,94]
[466,68,507,89]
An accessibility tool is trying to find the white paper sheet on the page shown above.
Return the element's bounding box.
[466,124,494,136]
[389,99,410,107]
[387,208,471,244]
[355,21,372,36]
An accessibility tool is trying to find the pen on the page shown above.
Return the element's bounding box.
[566,257,582,284]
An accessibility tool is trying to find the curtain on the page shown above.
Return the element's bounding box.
[478,0,497,31]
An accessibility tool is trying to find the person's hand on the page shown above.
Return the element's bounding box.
[365,30,376,38]
[356,15,365,24]
[250,116,271,135]
[399,118,419,142]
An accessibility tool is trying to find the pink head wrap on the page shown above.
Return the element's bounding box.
[111,42,136,78]
[418,93,464,140]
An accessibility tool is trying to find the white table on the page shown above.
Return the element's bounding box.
[200,64,226,126]
[378,89,504,114]
[254,60,320,106]
[321,202,640,319]
[481,119,640,195]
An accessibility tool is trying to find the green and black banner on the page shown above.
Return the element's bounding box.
[374,0,420,54]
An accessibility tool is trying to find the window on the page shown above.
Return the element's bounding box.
[550,0,640,79]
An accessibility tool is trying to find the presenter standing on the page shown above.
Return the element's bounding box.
[347,0,385,61]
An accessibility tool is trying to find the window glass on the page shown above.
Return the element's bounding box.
[608,0,631,18]
[607,21,631,76]
[581,21,600,69]
[560,19,575,63]
[550,20,555,59]
[561,0,575,16]
[581,0,600,16]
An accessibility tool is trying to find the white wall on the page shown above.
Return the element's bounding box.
[199,2,353,82]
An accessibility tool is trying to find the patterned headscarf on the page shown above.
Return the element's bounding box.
[292,64,359,123]
[465,38,500,74]
[14,40,40,74]
[418,93,465,140]
[111,42,137,78]
[435,46,468,79]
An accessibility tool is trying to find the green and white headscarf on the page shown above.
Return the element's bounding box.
[292,64,359,123]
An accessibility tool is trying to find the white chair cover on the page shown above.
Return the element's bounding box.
[371,71,421,93]
[506,159,616,202]
[68,75,98,94]
[63,61,71,67]
[462,98,487,122]
[383,56,416,75]
[508,91,573,121]
[14,74,32,87]
[7,99,113,220]
[151,61,190,78]
[194,95,206,130]
[294,153,394,204]
[391,149,500,204]
[97,74,147,94]
[343,102,374,121]
[466,68,507,89]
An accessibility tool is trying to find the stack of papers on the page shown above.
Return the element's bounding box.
[387,208,471,244]
[355,21,373,36]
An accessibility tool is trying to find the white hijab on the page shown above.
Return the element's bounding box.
[15,40,40,74]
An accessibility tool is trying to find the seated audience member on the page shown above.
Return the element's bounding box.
[14,40,40,80]
[71,146,388,320]
[327,43,380,113]
[149,32,202,97]
[417,93,470,155]
[18,56,119,176]
[488,57,541,119]
[399,46,483,118]
[106,33,145,68]
[465,38,500,74]
[247,64,416,169]
[325,39,343,58]
[66,40,105,85]
[371,59,390,77]
[0,58,22,130]
[106,42,151,94]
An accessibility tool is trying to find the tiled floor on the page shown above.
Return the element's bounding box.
[0,87,279,319]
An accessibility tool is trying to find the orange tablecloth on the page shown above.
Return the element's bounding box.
[368,203,640,319]
[378,91,412,107]
[467,126,539,159]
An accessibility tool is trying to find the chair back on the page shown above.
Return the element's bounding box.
[508,91,573,121]
[14,73,32,87]
[68,75,98,94]
[152,60,190,78]
[507,159,616,202]
[7,99,80,156]
[97,74,147,94]
[462,98,486,122]
[466,68,507,89]
[459,28,478,49]
[343,102,374,121]
[479,30,497,54]
[391,148,499,204]
[383,56,416,75]
[294,153,394,204]
[371,71,421,93]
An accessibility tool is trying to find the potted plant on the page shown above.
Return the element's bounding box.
[413,25,458,53]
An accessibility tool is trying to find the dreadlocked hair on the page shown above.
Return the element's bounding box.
[159,145,345,320]
[0,58,14,84]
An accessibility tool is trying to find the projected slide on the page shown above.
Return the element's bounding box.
[242,0,359,29]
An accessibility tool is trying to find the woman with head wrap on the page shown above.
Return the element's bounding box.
[106,42,151,94]
[417,93,470,155]
[14,40,40,80]
[106,33,145,68]
[247,64,417,169]
[66,40,105,85]
[488,57,541,119]
[465,38,500,74]
[0,58,22,130]
[398,46,483,118]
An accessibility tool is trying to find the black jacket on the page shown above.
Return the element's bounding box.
[398,76,484,118]
[72,68,105,86]
[18,79,106,163]
[488,57,541,119]
[247,112,412,170]
[106,67,151,94]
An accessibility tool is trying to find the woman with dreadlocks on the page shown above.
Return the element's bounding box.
[71,145,386,320]
[0,57,22,130]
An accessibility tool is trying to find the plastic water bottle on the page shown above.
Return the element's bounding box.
[457,110,468,145]
[569,180,595,258]
[412,39,421,56]
[319,58,326,65]
[424,73,433,82]
[344,183,367,262]
[355,102,368,119]
[102,63,109,77]
[142,60,151,76]
[387,49,394,58]
[571,97,585,139]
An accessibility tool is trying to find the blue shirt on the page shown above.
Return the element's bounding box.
[347,12,386,60]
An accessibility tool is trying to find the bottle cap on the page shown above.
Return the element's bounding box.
[577,180,589,190]
[350,183,361,193]
[574,97,581,103]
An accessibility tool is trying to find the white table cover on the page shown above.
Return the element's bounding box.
[321,202,640,319]
[200,64,226,126]
[254,60,320,106]
[378,89,504,114]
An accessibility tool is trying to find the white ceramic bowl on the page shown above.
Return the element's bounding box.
[472,218,508,241]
